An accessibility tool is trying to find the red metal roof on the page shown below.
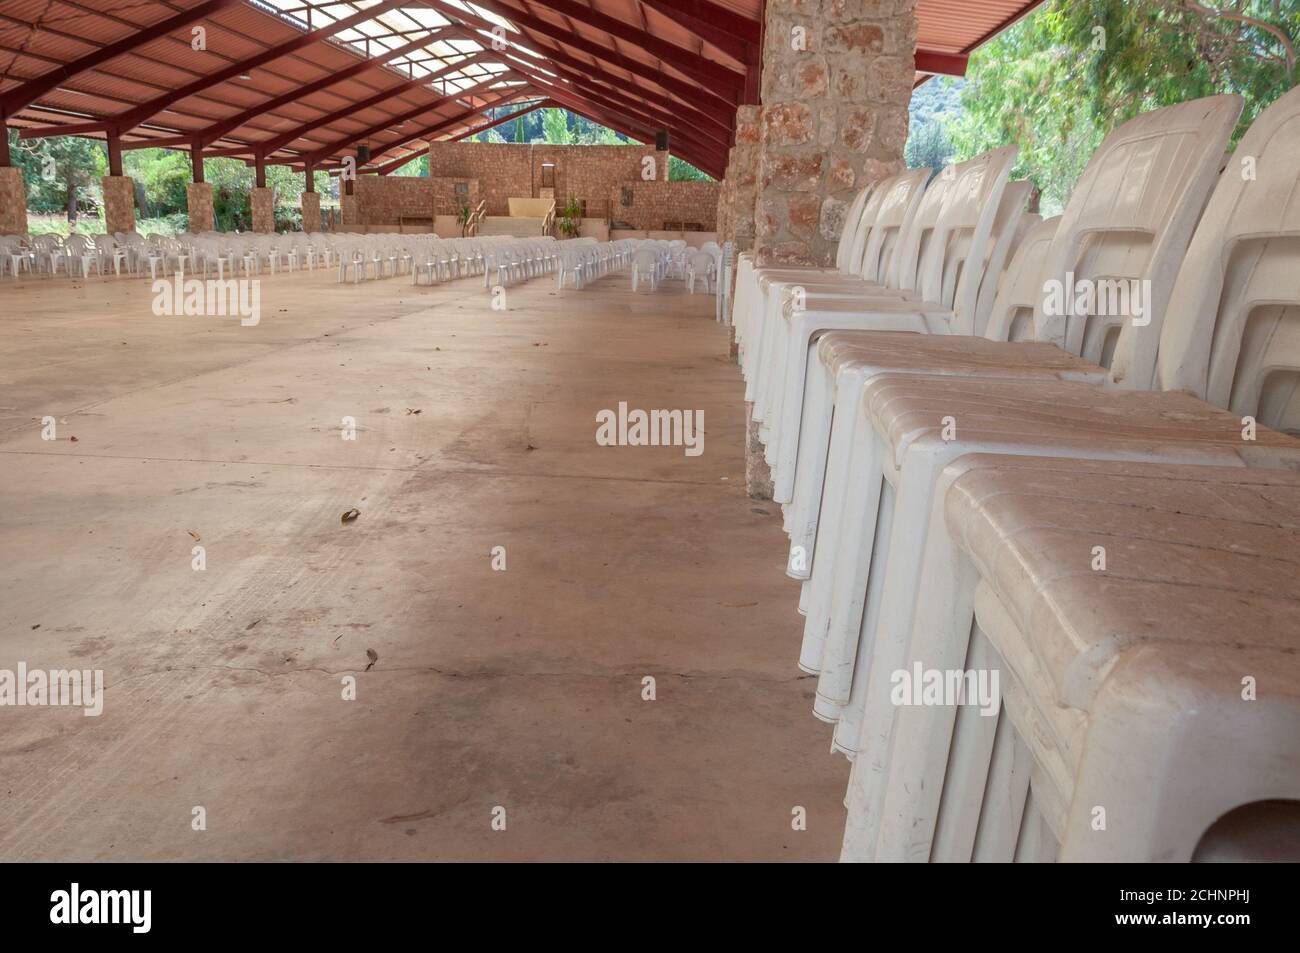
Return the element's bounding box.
[0,0,1045,179]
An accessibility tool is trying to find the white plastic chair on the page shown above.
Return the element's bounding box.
[876,456,1300,862]
[64,234,100,278]
[686,250,716,293]
[805,90,1300,861]
[801,95,1247,767]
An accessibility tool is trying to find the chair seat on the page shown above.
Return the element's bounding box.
[819,331,1104,381]
[931,455,1300,860]
[862,373,1300,473]
[944,455,1300,712]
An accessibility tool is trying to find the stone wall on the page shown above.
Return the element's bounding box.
[753,0,915,266]
[0,166,26,235]
[609,180,720,231]
[430,176,481,219]
[250,187,275,233]
[425,142,674,220]
[186,182,214,232]
[301,191,321,233]
[716,105,762,252]
[345,175,436,226]
[102,175,136,234]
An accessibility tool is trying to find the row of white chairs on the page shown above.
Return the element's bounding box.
[558,239,639,289]
[483,236,568,288]
[0,229,472,284]
[627,239,721,294]
[1,231,140,279]
[732,86,1300,862]
[476,236,639,291]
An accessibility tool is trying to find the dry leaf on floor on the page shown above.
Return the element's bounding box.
[341,508,361,524]
[365,648,378,671]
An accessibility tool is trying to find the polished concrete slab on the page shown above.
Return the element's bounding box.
[0,263,846,861]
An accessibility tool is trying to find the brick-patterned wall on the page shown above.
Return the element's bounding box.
[348,175,436,225]
[426,142,676,219]
[430,176,480,218]
[344,144,714,227]
[610,180,721,231]
[0,166,27,235]
[754,0,915,266]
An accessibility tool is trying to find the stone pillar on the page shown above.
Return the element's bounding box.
[340,185,357,228]
[186,182,214,232]
[250,186,275,233]
[745,403,775,500]
[0,166,26,235]
[102,175,136,234]
[301,190,321,232]
[718,105,762,253]
[754,0,915,266]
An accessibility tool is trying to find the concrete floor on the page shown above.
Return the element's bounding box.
[0,261,847,861]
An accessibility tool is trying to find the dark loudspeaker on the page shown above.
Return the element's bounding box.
[655,130,669,151]
[357,144,371,164]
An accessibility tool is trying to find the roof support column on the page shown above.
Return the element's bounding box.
[191,142,205,184]
[741,0,917,497]
[716,106,762,256]
[752,0,917,267]
[102,134,135,236]
[187,139,214,233]
[0,122,25,235]
[301,161,320,233]
[251,153,274,232]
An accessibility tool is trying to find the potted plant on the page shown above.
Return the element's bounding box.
[557,195,582,238]
[457,203,472,237]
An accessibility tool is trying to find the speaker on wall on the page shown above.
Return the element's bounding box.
[655,129,669,151]
[357,144,371,164]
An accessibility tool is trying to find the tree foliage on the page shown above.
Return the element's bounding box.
[941,0,1298,212]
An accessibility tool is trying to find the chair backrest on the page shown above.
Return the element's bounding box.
[857,168,930,286]
[911,145,1018,317]
[983,216,1063,343]
[1033,94,1243,381]
[842,181,888,278]
[1155,83,1300,433]
[969,180,1036,336]
[833,182,875,274]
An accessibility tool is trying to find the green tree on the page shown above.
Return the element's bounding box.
[668,156,713,181]
[904,119,953,174]
[9,133,105,220]
[391,154,429,176]
[124,147,190,217]
[946,0,1298,213]
[541,107,575,144]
